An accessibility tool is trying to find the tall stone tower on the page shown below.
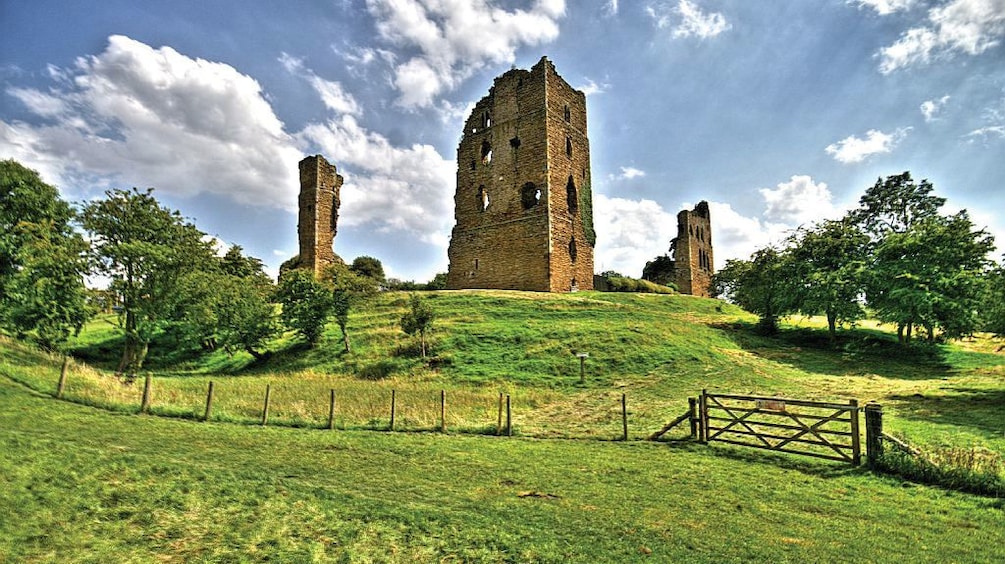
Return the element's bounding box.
[446,57,595,292]
[670,201,713,297]
[297,155,343,274]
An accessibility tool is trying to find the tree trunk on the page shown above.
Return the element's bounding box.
[244,345,266,361]
[826,310,837,343]
[905,322,913,344]
[897,323,905,344]
[340,323,351,353]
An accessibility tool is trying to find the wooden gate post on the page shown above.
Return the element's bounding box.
[506,394,512,437]
[849,399,861,466]
[496,392,504,435]
[698,389,708,443]
[865,403,883,468]
[688,397,698,439]
[440,390,446,433]
[390,389,396,431]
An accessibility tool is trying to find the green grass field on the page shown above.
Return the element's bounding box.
[2,290,1004,561]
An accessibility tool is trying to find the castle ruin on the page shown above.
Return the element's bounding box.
[294,154,343,275]
[446,57,595,292]
[643,201,714,297]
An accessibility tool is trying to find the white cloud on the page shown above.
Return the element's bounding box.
[299,115,454,246]
[759,175,836,224]
[605,0,619,16]
[920,95,950,121]
[965,125,1005,140]
[576,78,607,96]
[878,0,1005,73]
[279,52,361,116]
[706,201,793,267]
[825,128,911,163]
[1,35,303,209]
[649,1,731,39]
[364,0,566,108]
[850,0,917,15]
[593,195,677,277]
[610,166,646,180]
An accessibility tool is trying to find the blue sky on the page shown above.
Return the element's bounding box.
[2,0,1003,281]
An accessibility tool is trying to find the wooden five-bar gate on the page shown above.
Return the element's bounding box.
[699,390,861,465]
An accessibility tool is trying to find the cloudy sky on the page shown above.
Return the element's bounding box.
[2,0,1003,281]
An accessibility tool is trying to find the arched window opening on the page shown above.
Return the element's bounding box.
[564,105,571,122]
[480,140,492,165]
[469,160,476,171]
[481,111,491,129]
[569,237,578,263]
[521,182,541,210]
[565,136,572,157]
[477,185,490,211]
[566,176,578,213]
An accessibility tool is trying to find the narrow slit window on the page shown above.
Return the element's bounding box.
[566,176,578,213]
[564,105,571,122]
[565,136,572,157]
[477,185,490,211]
[569,237,578,263]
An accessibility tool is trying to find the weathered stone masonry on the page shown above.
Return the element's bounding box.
[446,57,595,292]
[296,154,343,275]
[670,201,713,297]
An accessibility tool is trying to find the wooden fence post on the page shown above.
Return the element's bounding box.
[140,372,152,414]
[496,392,504,436]
[850,399,861,466]
[204,381,215,422]
[440,390,446,433]
[327,389,336,430]
[390,389,396,431]
[865,403,883,468]
[688,397,698,439]
[261,384,271,426]
[56,354,69,398]
[621,393,628,441]
[506,394,512,437]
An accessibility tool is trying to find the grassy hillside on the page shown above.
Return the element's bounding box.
[32,290,1005,452]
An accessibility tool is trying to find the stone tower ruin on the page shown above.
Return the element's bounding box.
[670,201,714,297]
[446,57,595,292]
[643,201,714,297]
[296,154,343,274]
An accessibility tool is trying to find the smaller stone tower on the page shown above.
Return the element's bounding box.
[670,201,713,297]
[297,155,343,274]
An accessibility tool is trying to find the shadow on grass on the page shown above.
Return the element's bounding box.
[887,387,1005,439]
[675,440,867,479]
[711,320,953,380]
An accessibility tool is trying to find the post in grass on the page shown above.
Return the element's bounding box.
[506,394,512,437]
[261,384,272,426]
[140,372,153,414]
[327,389,336,430]
[440,389,446,433]
[496,392,504,435]
[390,389,396,431]
[621,393,628,441]
[56,354,70,398]
[204,381,215,421]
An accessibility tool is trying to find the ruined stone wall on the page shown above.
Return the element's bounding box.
[297,155,343,274]
[447,57,594,292]
[671,201,714,297]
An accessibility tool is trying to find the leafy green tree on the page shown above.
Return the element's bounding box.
[275,269,333,347]
[982,260,1005,338]
[324,264,377,353]
[851,172,994,343]
[868,211,994,343]
[349,256,385,284]
[80,188,214,374]
[787,219,869,341]
[0,160,90,349]
[220,245,266,279]
[400,293,435,357]
[425,272,448,290]
[3,220,91,349]
[852,171,945,237]
[712,247,795,334]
